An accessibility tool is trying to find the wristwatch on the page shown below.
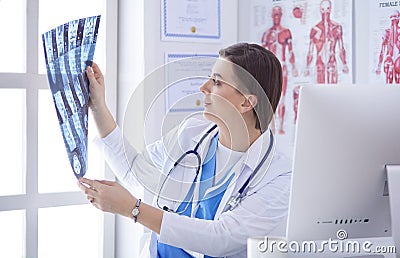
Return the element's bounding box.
[131,198,141,223]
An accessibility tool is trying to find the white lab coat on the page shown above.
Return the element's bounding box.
[95,117,292,258]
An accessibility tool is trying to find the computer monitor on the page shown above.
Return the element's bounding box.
[286,85,400,251]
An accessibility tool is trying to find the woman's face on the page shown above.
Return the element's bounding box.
[200,58,247,126]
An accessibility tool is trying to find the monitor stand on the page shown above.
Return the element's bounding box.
[386,165,400,258]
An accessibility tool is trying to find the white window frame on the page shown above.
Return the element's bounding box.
[0,1,118,257]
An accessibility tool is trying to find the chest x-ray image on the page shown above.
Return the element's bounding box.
[42,15,101,178]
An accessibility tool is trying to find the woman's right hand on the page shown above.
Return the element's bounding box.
[86,62,117,138]
[86,62,106,113]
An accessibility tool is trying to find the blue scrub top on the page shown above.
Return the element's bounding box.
[157,134,233,258]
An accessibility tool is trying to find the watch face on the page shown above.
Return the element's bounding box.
[132,208,139,217]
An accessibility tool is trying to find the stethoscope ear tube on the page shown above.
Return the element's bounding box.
[157,124,217,213]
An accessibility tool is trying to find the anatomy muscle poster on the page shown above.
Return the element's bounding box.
[42,15,101,178]
[369,1,400,84]
[248,0,353,159]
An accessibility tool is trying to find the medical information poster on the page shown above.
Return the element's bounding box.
[42,15,101,178]
[248,0,353,159]
[165,53,218,112]
[161,0,221,42]
[368,1,400,84]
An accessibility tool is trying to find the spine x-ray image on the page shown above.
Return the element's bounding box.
[42,15,101,178]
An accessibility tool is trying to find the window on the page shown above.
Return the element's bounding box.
[0,1,117,257]
[0,0,26,73]
[0,89,26,196]
[38,0,106,74]
[38,205,103,258]
[0,210,25,258]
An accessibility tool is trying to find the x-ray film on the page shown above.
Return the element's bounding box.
[42,15,101,178]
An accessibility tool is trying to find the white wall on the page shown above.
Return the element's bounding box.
[142,0,239,144]
[116,1,144,257]
[116,0,239,257]
[115,0,379,257]
[353,0,370,84]
[116,0,373,257]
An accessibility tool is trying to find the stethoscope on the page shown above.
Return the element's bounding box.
[156,124,274,214]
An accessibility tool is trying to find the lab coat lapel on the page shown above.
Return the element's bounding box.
[213,155,246,219]
[213,130,275,219]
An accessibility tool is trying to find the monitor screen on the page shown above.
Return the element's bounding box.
[287,85,400,244]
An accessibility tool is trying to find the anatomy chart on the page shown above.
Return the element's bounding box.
[369,1,400,84]
[248,0,353,159]
[42,15,101,178]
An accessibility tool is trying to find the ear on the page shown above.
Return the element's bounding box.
[240,94,258,113]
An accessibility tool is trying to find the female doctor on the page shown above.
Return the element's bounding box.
[78,43,292,257]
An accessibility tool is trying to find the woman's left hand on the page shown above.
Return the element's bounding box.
[78,178,136,218]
